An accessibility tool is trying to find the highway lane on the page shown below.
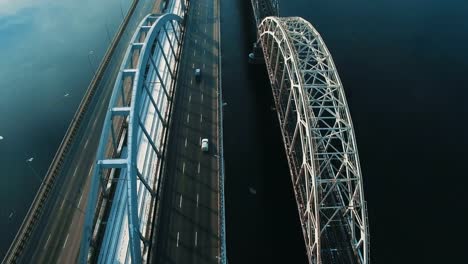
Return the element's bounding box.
[13,0,163,263]
[152,0,221,262]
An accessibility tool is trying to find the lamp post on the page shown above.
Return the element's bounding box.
[119,0,125,19]
[105,23,112,43]
[87,50,96,76]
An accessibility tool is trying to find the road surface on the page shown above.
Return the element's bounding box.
[152,0,221,262]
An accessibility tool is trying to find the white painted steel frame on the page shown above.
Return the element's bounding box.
[80,12,184,264]
[259,16,369,264]
[250,0,279,26]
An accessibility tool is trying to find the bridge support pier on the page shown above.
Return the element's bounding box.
[248,41,264,64]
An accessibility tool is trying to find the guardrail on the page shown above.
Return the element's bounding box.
[216,0,227,261]
[1,1,140,263]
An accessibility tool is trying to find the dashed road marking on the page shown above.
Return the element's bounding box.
[197,162,200,174]
[189,94,192,102]
[44,234,51,249]
[183,162,186,174]
[84,138,89,149]
[187,113,190,123]
[195,231,198,247]
[196,193,199,207]
[78,194,83,207]
[201,93,204,103]
[179,194,183,208]
[63,233,69,249]
[176,232,180,247]
[200,114,203,123]
[185,138,187,148]
[72,167,78,177]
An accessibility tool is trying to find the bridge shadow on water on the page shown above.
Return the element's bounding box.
[221,0,308,263]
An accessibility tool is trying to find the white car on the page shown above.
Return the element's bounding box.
[201,138,209,152]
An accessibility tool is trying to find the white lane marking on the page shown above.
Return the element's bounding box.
[93,117,99,127]
[88,166,93,176]
[176,232,180,247]
[63,233,69,249]
[199,137,201,145]
[205,27,207,33]
[192,63,194,68]
[72,167,78,177]
[193,50,196,56]
[197,162,200,174]
[203,49,206,55]
[195,39,197,44]
[60,199,66,210]
[185,138,187,148]
[203,63,205,69]
[195,231,198,247]
[182,162,185,174]
[78,193,83,207]
[190,79,193,85]
[189,94,192,102]
[179,194,183,208]
[201,94,204,103]
[84,138,89,149]
[204,39,206,44]
[44,234,52,249]
[187,113,190,123]
[200,114,203,123]
[196,193,199,207]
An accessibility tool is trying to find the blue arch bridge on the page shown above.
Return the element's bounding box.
[2,0,369,263]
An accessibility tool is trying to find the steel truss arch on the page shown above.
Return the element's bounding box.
[80,12,184,264]
[259,16,370,264]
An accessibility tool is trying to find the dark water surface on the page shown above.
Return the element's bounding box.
[0,0,134,257]
[223,0,468,263]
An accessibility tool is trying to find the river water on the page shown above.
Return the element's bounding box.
[1,0,467,262]
[0,0,136,258]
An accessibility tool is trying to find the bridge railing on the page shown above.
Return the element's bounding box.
[216,0,227,260]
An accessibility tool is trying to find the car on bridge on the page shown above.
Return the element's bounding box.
[201,138,209,152]
[195,68,201,82]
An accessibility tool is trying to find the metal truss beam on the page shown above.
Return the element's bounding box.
[258,16,370,264]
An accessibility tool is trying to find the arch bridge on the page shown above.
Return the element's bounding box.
[80,0,186,261]
[253,2,371,263]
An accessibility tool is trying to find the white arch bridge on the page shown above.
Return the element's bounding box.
[255,9,371,264]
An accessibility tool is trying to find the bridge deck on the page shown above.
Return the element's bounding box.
[150,0,221,262]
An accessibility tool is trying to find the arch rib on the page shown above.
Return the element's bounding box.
[259,16,370,264]
[80,12,184,264]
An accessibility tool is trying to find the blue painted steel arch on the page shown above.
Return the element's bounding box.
[79,12,184,264]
